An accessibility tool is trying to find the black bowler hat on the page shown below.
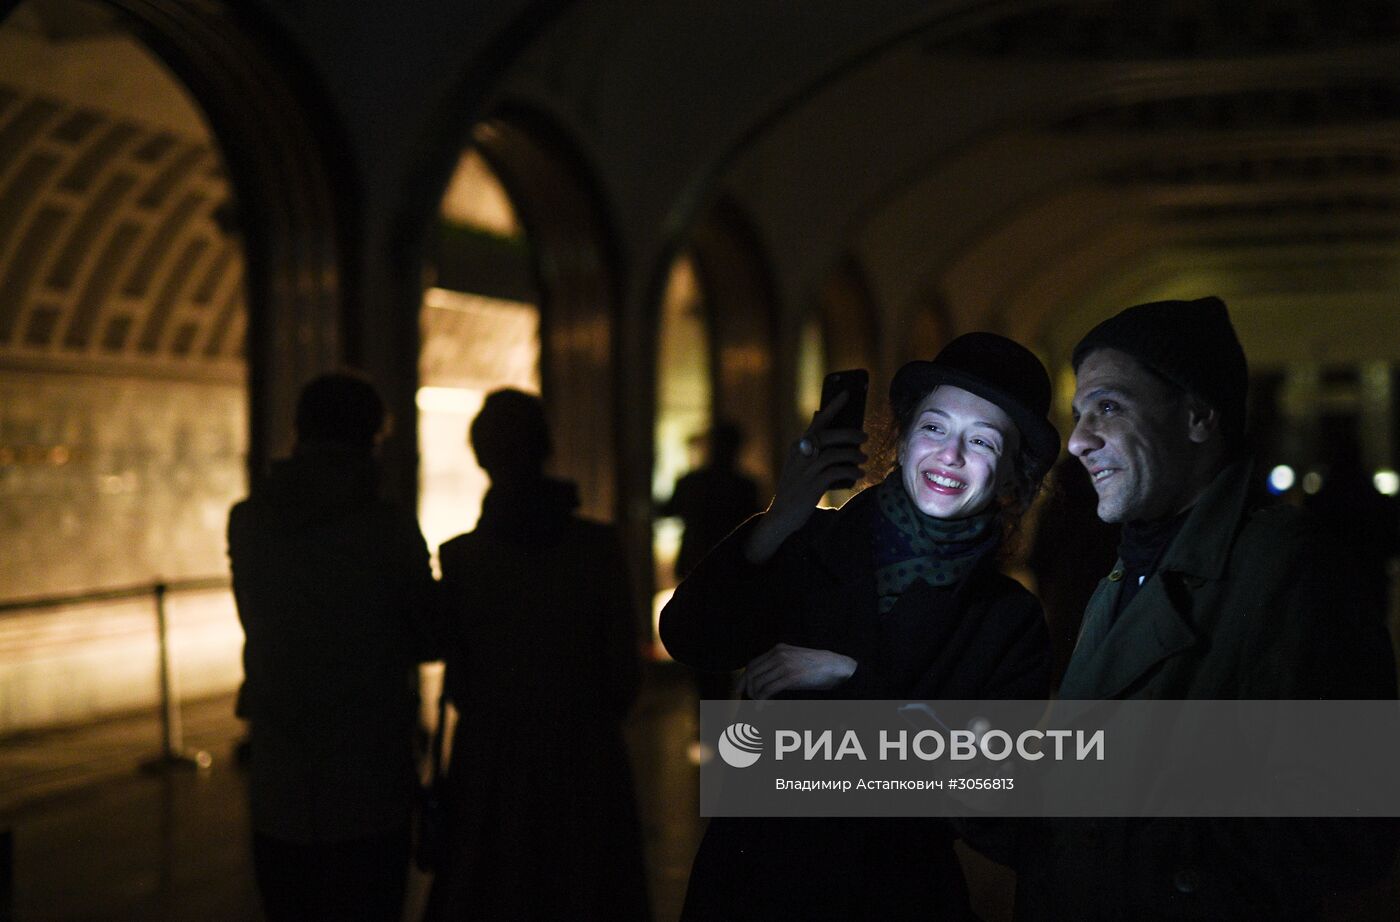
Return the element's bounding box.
[890,332,1061,479]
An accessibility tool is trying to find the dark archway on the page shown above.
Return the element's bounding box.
[0,0,350,475]
[71,0,352,477]
[383,0,573,505]
[688,198,781,488]
[819,254,881,383]
[470,110,622,523]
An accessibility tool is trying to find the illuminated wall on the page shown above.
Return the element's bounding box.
[418,287,539,557]
[0,4,247,734]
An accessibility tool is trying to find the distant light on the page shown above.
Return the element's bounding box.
[416,386,481,415]
[1375,469,1400,497]
[1302,471,1323,495]
[687,741,714,766]
[1267,465,1295,494]
[651,588,676,661]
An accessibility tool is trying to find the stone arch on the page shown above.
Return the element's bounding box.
[688,198,781,487]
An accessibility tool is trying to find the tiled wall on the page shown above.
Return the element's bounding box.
[0,371,246,733]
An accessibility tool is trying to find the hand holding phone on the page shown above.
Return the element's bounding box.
[816,369,869,489]
[744,368,870,563]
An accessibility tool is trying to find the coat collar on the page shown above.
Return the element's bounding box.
[1059,574,1198,699]
[1156,459,1254,580]
[1059,459,1255,699]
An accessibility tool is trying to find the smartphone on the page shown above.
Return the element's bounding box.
[818,368,869,489]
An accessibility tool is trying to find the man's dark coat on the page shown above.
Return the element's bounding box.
[1011,461,1399,920]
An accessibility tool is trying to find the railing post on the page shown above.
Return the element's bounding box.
[1,826,12,922]
[142,582,211,772]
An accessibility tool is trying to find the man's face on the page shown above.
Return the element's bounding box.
[1068,348,1198,524]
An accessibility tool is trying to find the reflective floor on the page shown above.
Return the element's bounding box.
[0,664,707,922]
[3,663,1396,921]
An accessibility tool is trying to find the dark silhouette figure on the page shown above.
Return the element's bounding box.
[424,389,650,922]
[1027,456,1120,691]
[228,372,438,922]
[658,421,761,702]
[658,421,761,581]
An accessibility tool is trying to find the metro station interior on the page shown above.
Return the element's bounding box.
[1,0,1399,918]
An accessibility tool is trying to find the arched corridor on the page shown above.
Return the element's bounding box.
[2,1,1399,919]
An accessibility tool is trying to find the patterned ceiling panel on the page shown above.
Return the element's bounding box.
[933,0,1400,59]
[1099,150,1400,186]
[1052,82,1400,133]
[0,81,244,381]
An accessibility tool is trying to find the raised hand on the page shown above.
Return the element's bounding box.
[743,391,867,563]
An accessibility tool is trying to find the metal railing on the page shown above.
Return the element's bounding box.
[0,576,231,771]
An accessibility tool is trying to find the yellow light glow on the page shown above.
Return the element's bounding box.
[415,386,481,415]
[651,588,675,661]
[439,148,520,236]
[1374,469,1399,497]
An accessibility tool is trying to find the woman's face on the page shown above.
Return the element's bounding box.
[899,385,1019,519]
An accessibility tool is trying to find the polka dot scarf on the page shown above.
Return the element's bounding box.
[872,469,998,614]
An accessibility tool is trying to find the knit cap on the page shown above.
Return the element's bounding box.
[1071,296,1248,442]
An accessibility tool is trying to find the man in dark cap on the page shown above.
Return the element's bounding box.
[1012,297,1398,919]
[229,372,439,922]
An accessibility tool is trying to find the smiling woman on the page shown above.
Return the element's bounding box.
[658,331,1061,920]
[899,387,1018,520]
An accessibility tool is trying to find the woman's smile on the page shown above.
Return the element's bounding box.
[922,469,968,493]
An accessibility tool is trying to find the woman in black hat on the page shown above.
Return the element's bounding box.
[660,332,1059,921]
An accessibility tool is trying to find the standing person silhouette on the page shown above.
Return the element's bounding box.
[659,421,762,582]
[228,372,439,922]
[424,389,651,921]
[658,421,761,702]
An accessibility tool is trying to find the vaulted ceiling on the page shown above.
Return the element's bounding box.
[489,0,1400,372]
[0,5,242,380]
[1,0,1396,385]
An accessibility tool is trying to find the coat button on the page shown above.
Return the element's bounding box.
[1173,868,1200,895]
[1108,568,1125,582]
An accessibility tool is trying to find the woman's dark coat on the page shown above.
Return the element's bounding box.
[659,484,1051,921]
[425,480,650,921]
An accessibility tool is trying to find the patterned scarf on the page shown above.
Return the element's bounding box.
[872,470,998,613]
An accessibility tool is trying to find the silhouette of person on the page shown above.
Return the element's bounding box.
[658,421,761,581]
[228,372,439,922]
[424,389,650,921]
[658,421,761,702]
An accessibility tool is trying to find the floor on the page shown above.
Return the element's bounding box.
[0,664,711,922]
[4,662,1395,921]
